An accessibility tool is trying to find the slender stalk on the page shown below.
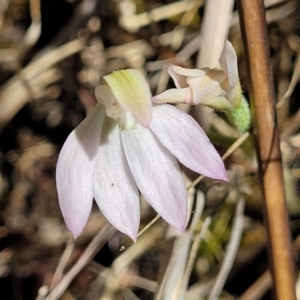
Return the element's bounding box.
[45,224,116,300]
[236,1,296,299]
[208,196,245,300]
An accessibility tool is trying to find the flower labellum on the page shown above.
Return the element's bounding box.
[56,69,228,241]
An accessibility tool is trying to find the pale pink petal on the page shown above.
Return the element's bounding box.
[152,87,193,104]
[168,65,206,88]
[168,66,187,88]
[219,41,242,107]
[121,126,187,232]
[187,72,229,106]
[93,118,140,241]
[150,104,228,181]
[219,41,238,87]
[56,104,105,238]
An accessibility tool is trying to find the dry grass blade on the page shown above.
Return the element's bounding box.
[100,223,165,299]
[208,196,245,300]
[0,38,86,130]
[155,191,206,300]
[44,224,116,300]
[277,49,300,109]
[23,0,41,50]
[239,270,272,300]
[119,0,203,33]
[49,239,75,291]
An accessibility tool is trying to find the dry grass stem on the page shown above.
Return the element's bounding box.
[277,49,300,109]
[45,224,116,300]
[208,196,245,300]
[237,0,296,298]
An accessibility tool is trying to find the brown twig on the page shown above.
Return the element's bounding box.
[237,1,296,299]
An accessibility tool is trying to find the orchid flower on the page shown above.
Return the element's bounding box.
[56,69,228,241]
[153,41,251,133]
[153,40,242,110]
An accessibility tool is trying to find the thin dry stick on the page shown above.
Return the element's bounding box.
[208,196,245,300]
[181,216,211,292]
[49,238,75,291]
[0,38,85,130]
[170,0,203,50]
[44,224,116,300]
[155,191,206,300]
[24,0,41,48]
[137,214,160,238]
[277,49,300,108]
[240,235,300,300]
[237,1,296,299]
[239,270,272,300]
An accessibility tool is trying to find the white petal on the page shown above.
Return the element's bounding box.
[187,70,228,105]
[121,126,187,232]
[93,118,140,241]
[218,41,242,107]
[56,104,105,238]
[168,65,206,88]
[152,87,193,104]
[95,85,115,107]
[219,40,239,87]
[150,104,228,181]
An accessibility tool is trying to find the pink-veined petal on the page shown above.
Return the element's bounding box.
[152,87,192,104]
[56,103,105,238]
[93,118,140,241]
[150,104,228,181]
[121,126,187,232]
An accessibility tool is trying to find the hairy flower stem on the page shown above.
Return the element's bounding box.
[237,1,296,299]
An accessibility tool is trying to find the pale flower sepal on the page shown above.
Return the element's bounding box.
[121,124,188,232]
[218,40,242,108]
[150,104,228,181]
[94,117,140,241]
[56,103,105,238]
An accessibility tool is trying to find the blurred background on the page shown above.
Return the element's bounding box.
[0,0,300,299]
